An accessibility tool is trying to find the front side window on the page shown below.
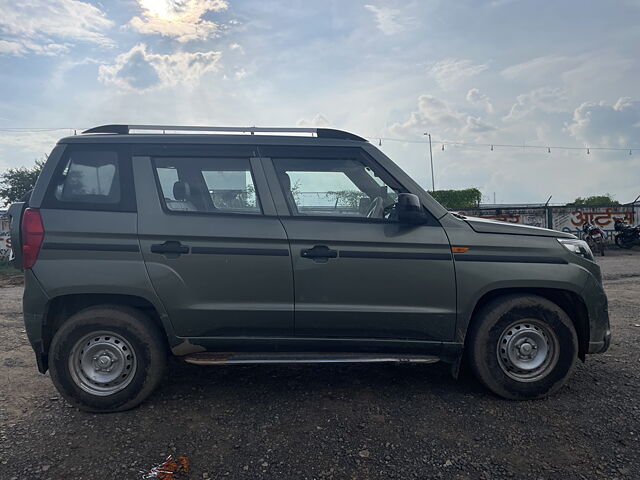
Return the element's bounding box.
[273,158,400,220]
[153,157,261,214]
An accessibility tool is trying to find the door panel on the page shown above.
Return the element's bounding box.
[261,151,457,342]
[281,218,456,341]
[134,151,294,338]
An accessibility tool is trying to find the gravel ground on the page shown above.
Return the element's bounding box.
[1,251,639,480]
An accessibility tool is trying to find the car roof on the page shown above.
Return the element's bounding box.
[58,124,369,147]
[59,133,367,147]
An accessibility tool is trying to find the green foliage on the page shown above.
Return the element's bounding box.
[567,194,620,206]
[0,159,45,206]
[430,188,482,209]
[0,261,21,276]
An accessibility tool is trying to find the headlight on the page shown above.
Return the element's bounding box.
[557,238,594,261]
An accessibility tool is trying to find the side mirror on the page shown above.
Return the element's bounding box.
[396,193,428,224]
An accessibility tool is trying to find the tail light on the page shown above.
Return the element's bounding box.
[21,208,44,269]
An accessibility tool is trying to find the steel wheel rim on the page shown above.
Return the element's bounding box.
[497,320,559,382]
[69,331,137,396]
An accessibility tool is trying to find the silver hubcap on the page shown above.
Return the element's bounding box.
[69,331,137,396]
[497,320,558,382]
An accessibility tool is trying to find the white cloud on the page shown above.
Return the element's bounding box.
[429,59,489,89]
[503,87,567,121]
[296,114,333,128]
[0,131,64,156]
[567,97,640,148]
[501,52,634,91]
[466,88,494,113]
[364,5,406,35]
[229,43,244,53]
[389,94,495,139]
[0,40,25,55]
[129,0,228,42]
[0,0,113,56]
[98,44,222,91]
[500,54,570,81]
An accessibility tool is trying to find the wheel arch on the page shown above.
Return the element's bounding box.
[41,293,175,371]
[462,287,590,361]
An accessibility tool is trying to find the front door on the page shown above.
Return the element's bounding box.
[260,146,457,343]
[134,144,294,338]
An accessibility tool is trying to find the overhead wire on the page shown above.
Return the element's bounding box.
[368,135,639,153]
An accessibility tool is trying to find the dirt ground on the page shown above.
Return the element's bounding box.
[1,251,639,480]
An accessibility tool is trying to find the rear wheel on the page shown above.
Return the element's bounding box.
[49,306,167,412]
[467,294,578,400]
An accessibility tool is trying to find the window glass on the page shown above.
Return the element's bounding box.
[154,157,261,214]
[54,150,120,204]
[157,167,179,201]
[273,158,400,220]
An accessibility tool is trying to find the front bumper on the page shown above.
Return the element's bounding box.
[582,275,611,354]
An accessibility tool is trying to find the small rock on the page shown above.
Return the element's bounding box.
[358,450,370,458]
[42,465,51,472]
[444,460,452,467]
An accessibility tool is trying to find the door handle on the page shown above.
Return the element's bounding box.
[151,241,190,255]
[301,245,338,260]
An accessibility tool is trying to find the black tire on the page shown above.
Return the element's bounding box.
[467,294,578,400]
[49,305,167,412]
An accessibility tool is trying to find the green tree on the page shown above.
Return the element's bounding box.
[0,159,45,206]
[567,194,620,206]
[430,188,482,209]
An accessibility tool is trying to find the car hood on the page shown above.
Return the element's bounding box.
[463,215,575,238]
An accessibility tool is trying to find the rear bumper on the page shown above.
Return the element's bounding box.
[22,270,50,373]
[582,275,611,354]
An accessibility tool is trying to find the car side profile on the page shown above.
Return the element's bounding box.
[9,124,611,412]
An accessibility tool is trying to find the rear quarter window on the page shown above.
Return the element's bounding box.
[42,144,135,212]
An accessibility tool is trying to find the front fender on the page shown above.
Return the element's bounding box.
[454,261,591,342]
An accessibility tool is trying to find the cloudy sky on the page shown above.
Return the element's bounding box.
[1,0,639,204]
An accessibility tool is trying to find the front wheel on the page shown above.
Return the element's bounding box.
[49,305,167,412]
[467,294,578,400]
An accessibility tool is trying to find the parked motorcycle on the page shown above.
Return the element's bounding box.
[582,221,606,256]
[613,218,640,249]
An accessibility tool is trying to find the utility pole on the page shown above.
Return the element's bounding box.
[424,132,435,191]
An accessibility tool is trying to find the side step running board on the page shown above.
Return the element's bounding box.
[182,352,440,366]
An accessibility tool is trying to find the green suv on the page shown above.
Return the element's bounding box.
[9,124,610,411]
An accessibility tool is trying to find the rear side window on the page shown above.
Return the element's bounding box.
[153,157,261,215]
[54,151,119,203]
[43,144,135,212]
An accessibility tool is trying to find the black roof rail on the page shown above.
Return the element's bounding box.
[82,124,367,141]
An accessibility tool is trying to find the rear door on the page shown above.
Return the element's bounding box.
[260,145,457,344]
[134,144,294,338]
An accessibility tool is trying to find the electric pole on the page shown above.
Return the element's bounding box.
[424,132,435,191]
